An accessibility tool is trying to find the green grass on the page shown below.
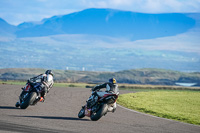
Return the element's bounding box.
[0,81,95,88]
[118,84,200,91]
[1,80,199,91]
[0,80,26,85]
[117,91,200,125]
[53,82,95,88]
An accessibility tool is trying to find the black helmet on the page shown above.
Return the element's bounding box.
[109,78,117,84]
[45,70,53,76]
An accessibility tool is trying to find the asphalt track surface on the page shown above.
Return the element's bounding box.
[0,84,200,133]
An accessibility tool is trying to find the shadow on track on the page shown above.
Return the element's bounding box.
[0,106,20,109]
[16,115,89,121]
[0,120,74,133]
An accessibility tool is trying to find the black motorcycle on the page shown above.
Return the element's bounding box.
[15,81,44,109]
[78,90,119,121]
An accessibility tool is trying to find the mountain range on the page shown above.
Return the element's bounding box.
[0,8,200,72]
[0,8,197,39]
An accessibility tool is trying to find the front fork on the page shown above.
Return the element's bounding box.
[19,91,28,103]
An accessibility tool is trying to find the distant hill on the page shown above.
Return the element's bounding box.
[0,8,200,72]
[0,18,16,37]
[15,8,195,40]
[0,68,200,86]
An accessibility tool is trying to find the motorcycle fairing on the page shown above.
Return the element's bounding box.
[84,107,91,117]
[99,93,118,103]
[24,83,31,92]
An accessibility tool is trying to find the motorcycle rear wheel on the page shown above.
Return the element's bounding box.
[90,104,108,121]
[20,92,37,109]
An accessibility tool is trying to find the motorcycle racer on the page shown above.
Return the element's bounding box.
[15,70,54,107]
[87,78,119,112]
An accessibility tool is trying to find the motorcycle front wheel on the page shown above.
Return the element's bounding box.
[90,103,108,121]
[20,92,37,109]
[78,108,85,118]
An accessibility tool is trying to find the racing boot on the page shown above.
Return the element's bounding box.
[39,97,45,102]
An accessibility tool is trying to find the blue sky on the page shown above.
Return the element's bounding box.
[0,0,200,25]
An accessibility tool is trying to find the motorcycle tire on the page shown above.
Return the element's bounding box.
[15,102,20,108]
[20,92,37,109]
[90,104,108,121]
[78,108,85,118]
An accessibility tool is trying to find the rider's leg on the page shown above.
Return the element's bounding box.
[107,102,117,112]
[112,102,117,112]
[35,84,45,102]
[97,92,117,113]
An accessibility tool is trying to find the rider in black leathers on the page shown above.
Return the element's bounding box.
[29,70,54,99]
[87,78,119,112]
[15,70,54,107]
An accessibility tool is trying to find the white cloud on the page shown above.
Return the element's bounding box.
[109,0,133,6]
[142,0,200,13]
[81,0,200,13]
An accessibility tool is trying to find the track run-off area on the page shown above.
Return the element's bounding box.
[0,84,200,133]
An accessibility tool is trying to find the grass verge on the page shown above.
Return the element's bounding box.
[0,81,95,88]
[117,91,200,125]
[1,80,199,91]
